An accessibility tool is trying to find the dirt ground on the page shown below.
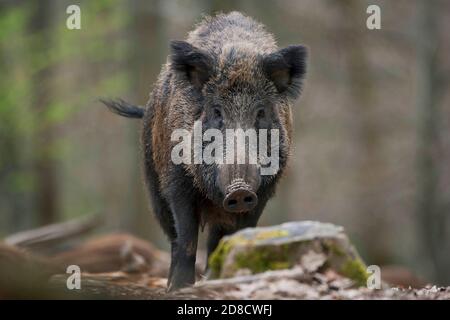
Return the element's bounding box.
[49,268,450,300]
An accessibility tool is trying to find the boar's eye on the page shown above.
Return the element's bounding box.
[212,105,223,120]
[257,108,265,119]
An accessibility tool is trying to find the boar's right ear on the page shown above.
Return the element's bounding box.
[170,40,213,91]
[263,45,307,98]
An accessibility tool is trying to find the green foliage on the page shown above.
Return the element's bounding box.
[0,0,133,231]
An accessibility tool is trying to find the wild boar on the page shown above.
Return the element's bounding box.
[102,11,307,290]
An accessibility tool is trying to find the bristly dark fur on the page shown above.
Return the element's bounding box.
[100,98,144,119]
[103,11,308,291]
[169,40,214,91]
[263,45,308,98]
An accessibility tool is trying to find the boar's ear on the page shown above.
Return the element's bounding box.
[263,45,307,98]
[170,40,213,91]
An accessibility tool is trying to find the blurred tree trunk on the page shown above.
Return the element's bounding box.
[29,0,58,226]
[337,0,388,264]
[0,120,29,232]
[126,0,166,244]
[415,0,448,284]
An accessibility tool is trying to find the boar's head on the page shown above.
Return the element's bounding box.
[170,40,307,213]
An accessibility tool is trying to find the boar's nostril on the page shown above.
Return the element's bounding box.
[227,199,238,207]
[244,196,254,204]
[223,189,258,213]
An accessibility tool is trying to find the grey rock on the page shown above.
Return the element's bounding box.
[208,221,368,286]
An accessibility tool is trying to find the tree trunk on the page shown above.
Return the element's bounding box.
[415,0,448,284]
[125,0,167,244]
[337,0,388,264]
[29,0,58,226]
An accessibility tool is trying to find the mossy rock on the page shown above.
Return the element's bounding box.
[208,221,368,286]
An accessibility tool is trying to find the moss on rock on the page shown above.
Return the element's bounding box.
[340,258,368,287]
[208,235,248,278]
[207,221,369,286]
[234,245,292,274]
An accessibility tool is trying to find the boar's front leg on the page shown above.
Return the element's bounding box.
[166,174,199,291]
[167,208,199,291]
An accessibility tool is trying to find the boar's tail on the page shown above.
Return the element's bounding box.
[100,98,144,119]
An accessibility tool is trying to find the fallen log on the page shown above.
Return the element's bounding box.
[4,214,104,255]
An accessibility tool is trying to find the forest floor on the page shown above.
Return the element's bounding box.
[49,268,450,300]
[2,220,449,300]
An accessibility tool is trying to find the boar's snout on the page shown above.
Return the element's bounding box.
[223,187,258,213]
[218,164,261,213]
[220,175,258,212]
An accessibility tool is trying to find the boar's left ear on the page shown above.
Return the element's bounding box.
[170,40,214,91]
[263,45,307,98]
